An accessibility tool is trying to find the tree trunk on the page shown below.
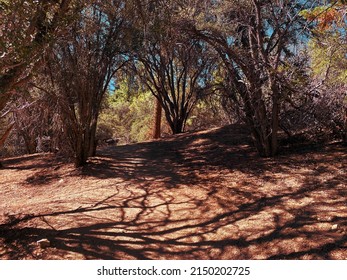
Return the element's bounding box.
[0,123,15,149]
[75,134,88,168]
[251,115,278,157]
[0,123,15,168]
[249,125,271,157]
[246,85,274,157]
[343,107,347,145]
[270,80,280,156]
[88,116,98,157]
[152,98,162,139]
[20,132,37,154]
[170,118,184,134]
[74,119,99,167]
[245,74,280,157]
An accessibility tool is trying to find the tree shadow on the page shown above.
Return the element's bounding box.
[78,124,346,192]
[78,125,258,185]
[1,124,346,259]
[1,153,68,171]
[1,170,346,259]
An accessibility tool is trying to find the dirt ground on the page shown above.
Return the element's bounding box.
[0,125,346,260]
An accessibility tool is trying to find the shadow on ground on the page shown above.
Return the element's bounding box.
[0,125,346,259]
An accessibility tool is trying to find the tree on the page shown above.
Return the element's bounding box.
[0,0,82,158]
[0,0,82,112]
[98,78,155,144]
[184,0,320,156]
[302,0,347,143]
[9,87,65,155]
[137,38,212,135]
[41,0,128,167]
[133,1,214,134]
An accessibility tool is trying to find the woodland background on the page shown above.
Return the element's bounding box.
[0,0,347,261]
[0,0,346,167]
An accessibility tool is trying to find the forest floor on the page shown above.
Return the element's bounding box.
[0,124,346,260]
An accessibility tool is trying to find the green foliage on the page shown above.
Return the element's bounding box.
[2,0,345,162]
[98,83,231,144]
[308,35,347,83]
[98,79,154,144]
[302,0,346,83]
[186,95,231,131]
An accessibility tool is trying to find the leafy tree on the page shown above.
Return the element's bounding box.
[302,0,346,82]
[302,0,347,143]
[40,0,129,167]
[184,0,319,156]
[98,79,155,144]
[137,38,212,135]
[131,1,214,135]
[0,0,82,163]
[186,94,232,131]
[0,0,82,114]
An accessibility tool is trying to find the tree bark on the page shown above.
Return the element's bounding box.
[75,133,88,168]
[74,118,99,167]
[22,134,37,154]
[270,77,280,156]
[0,123,15,149]
[171,118,184,134]
[343,107,347,145]
[0,123,15,168]
[88,115,99,157]
[152,98,162,139]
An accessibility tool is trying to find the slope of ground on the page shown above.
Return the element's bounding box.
[0,125,346,260]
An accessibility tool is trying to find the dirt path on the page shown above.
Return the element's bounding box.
[0,125,346,259]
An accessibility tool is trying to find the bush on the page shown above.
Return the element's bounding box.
[280,83,347,144]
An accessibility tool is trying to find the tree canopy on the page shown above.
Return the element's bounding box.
[1,0,346,166]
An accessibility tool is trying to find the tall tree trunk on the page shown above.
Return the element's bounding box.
[241,91,267,157]
[153,98,162,139]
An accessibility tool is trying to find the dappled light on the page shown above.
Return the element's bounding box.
[1,125,346,260]
[0,0,346,262]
